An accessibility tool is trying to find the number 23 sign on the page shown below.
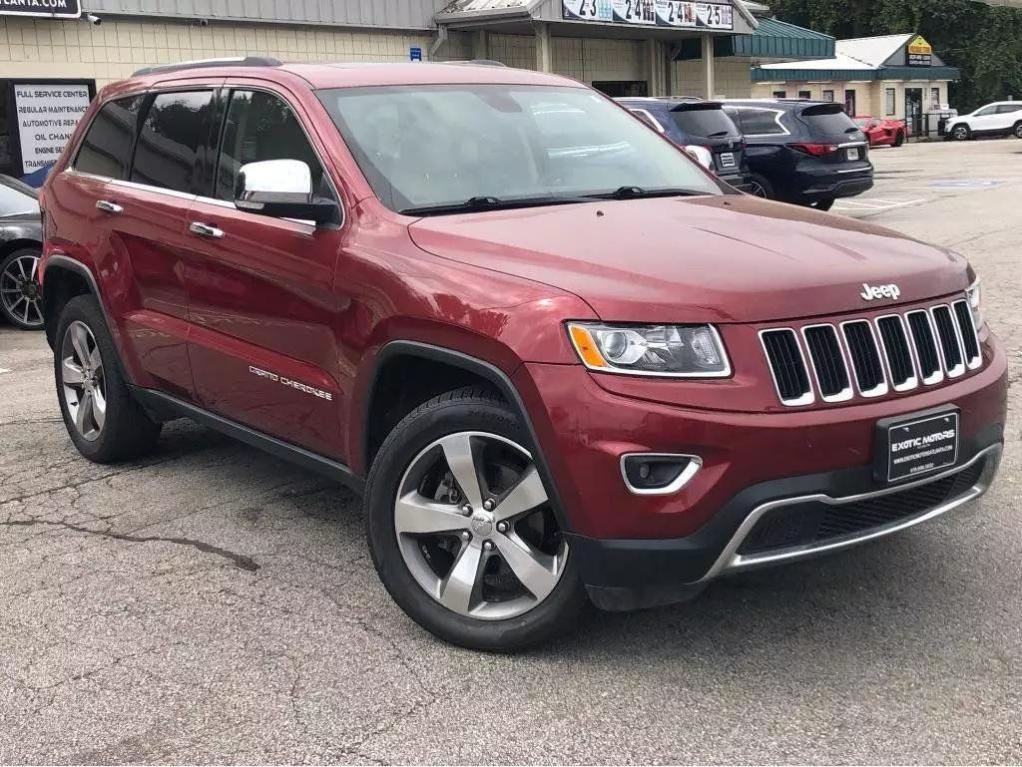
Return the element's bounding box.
[563,0,734,30]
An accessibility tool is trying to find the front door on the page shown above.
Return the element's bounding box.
[844,89,857,117]
[184,86,346,459]
[905,88,923,136]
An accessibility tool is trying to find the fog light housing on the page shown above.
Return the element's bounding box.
[620,453,702,495]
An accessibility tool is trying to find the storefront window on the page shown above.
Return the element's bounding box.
[844,89,857,116]
[772,90,787,98]
[822,90,834,102]
[885,88,896,115]
[798,90,811,99]
[931,87,941,108]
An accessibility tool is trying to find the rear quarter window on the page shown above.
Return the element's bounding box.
[727,107,786,136]
[74,95,145,179]
[799,104,860,137]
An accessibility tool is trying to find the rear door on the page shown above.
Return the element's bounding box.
[668,103,744,176]
[184,85,346,458]
[796,103,870,167]
[969,105,999,133]
[995,104,1022,132]
[101,83,220,400]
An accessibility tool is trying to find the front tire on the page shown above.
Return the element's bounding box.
[745,173,774,199]
[365,386,587,651]
[951,123,970,141]
[54,294,161,463]
[893,131,905,147]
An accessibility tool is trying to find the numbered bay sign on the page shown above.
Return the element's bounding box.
[563,0,733,30]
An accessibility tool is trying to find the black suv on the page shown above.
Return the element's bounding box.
[722,99,873,210]
[617,98,749,190]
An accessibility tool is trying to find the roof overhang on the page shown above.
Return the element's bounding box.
[751,65,961,81]
[676,17,833,60]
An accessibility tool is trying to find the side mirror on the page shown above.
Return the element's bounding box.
[235,159,339,225]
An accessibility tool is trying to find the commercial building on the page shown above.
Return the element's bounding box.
[751,34,960,134]
[0,0,834,177]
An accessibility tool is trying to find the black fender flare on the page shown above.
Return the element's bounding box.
[363,340,575,532]
[41,254,112,347]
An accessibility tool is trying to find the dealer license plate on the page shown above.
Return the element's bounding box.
[884,411,959,482]
[718,152,736,169]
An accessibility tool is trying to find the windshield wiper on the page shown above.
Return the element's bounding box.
[590,185,705,200]
[400,194,593,217]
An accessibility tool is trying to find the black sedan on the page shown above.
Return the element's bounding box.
[0,175,43,330]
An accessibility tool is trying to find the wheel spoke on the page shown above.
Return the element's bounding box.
[70,323,91,365]
[76,390,94,434]
[438,433,484,509]
[89,344,103,374]
[493,533,560,602]
[394,492,469,536]
[438,542,484,614]
[26,300,42,325]
[62,358,85,385]
[494,465,548,522]
[29,258,38,281]
[16,258,27,279]
[92,389,107,430]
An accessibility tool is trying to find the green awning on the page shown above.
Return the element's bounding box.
[751,65,961,81]
[675,17,834,60]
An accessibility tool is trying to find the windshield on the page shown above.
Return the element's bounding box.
[0,175,39,217]
[670,106,740,139]
[317,84,721,214]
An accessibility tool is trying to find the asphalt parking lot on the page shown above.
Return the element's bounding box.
[2,139,1021,764]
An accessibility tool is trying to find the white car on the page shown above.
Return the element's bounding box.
[947,101,1022,141]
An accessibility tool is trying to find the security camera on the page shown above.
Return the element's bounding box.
[85,13,102,25]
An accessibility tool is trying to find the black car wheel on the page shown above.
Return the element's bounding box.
[0,248,44,330]
[745,174,774,200]
[893,131,905,147]
[1013,122,1022,139]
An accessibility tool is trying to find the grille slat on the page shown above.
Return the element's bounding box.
[952,300,981,366]
[842,321,886,394]
[876,316,916,388]
[906,310,942,383]
[803,325,849,399]
[762,296,983,406]
[761,329,812,404]
[932,305,964,375]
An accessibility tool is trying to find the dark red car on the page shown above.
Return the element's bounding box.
[38,59,1005,650]
[855,116,908,147]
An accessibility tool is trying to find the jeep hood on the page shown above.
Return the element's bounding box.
[407,195,969,324]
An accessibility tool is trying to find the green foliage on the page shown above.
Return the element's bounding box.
[765,0,1022,111]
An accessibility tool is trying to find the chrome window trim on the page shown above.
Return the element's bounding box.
[697,443,1002,582]
[800,323,853,403]
[628,108,665,133]
[839,319,889,398]
[758,328,815,407]
[108,178,197,202]
[905,309,945,386]
[619,453,702,496]
[873,313,919,392]
[930,304,966,378]
[726,106,791,137]
[951,298,983,370]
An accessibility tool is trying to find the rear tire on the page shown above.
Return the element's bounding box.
[1013,122,1022,139]
[745,173,774,199]
[951,123,970,141]
[893,131,905,147]
[54,294,162,463]
[365,386,587,651]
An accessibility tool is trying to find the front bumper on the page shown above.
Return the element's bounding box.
[514,335,1007,610]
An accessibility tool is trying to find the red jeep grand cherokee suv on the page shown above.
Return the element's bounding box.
[38,59,1006,650]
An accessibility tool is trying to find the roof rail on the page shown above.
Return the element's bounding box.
[442,59,508,67]
[132,56,282,78]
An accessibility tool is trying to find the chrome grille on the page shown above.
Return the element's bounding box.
[762,295,983,406]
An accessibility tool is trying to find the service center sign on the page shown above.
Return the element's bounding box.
[0,0,81,18]
[14,84,91,173]
[563,0,733,30]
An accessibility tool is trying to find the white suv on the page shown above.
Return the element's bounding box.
[947,101,1022,141]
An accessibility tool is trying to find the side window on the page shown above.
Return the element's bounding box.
[75,95,145,179]
[131,90,215,194]
[974,106,997,116]
[216,90,333,202]
[998,104,1021,114]
[739,108,786,136]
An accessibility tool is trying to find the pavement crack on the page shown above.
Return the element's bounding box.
[0,519,260,571]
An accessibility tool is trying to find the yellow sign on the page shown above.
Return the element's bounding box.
[908,35,933,56]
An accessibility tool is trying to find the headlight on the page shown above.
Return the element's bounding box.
[966,278,984,329]
[567,322,731,377]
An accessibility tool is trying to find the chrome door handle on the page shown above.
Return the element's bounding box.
[189,222,224,239]
[95,200,123,214]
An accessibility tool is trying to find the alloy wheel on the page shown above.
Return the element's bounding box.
[394,431,568,621]
[0,253,43,329]
[953,125,969,140]
[60,321,107,441]
[747,181,768,198]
